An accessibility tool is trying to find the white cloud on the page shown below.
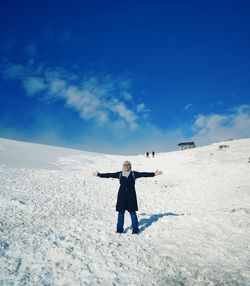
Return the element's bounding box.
[23,77,47,96]
[65,86,101,120]
[96,111,109,124]
[81,76,113,99]
[49,79,67,95]
[2,63,26,80]
[109,101,138,129]
[58,76,140,128]
[136,103,150,114]
[184,103,195,111]
[192,105,250,145]
[6,62,250,154]
[121,90,133,101]
[3,62,149,129]
[193,114,206,128]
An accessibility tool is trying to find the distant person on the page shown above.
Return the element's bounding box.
[152,151,155,158]
[146,152,149,158]
[93,161,163,234]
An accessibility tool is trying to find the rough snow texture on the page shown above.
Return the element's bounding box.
[0,138,250,285]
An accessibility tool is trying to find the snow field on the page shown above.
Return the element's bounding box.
[0,138,250,285]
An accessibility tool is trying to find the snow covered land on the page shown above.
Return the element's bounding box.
[0,137,250,286]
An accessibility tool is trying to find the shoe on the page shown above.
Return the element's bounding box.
[116,229,124,234]
[132,228,139,234]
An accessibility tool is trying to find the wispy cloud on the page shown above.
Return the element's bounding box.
[184,103,195,111]
[23,77,47,96]
[1,61,149,129]
[108,99,138,129]
[1,61,250,154]
[1,63,26,80]
[136,103,150,118]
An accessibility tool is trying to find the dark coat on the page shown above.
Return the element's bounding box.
[98,171,155,212]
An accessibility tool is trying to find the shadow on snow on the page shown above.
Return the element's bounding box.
[124,212,185,233]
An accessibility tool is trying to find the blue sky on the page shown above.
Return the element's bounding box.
[0,0,250,154]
